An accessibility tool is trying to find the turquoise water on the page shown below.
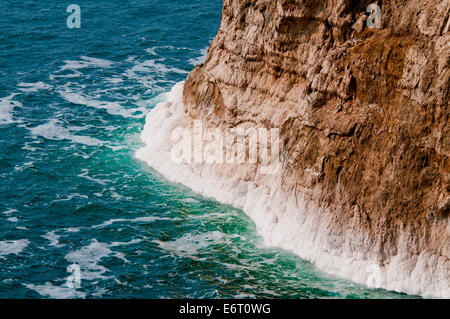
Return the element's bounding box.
[0,0,418,299]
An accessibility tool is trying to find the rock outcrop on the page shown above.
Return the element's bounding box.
[139,0,449,297]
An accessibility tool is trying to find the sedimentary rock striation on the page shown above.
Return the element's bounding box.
[138,0,449,297]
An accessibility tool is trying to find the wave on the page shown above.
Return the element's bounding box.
[28,119,105,146]
[26,238,141,298]
[0,239,29,259]
[123,58,188,88]
[42,230,65,248]
[17,82,52,93]
[0,94,22,125]
[25,283,86,299]
[189,47,208,66]
[2,209,19,216]
[153,231,226,258]
[77,168,111,185]
[50,56,115,79]
[91,216,179,229]
[60,56,114,71]
[135,82,449,299]
[57,86,146,118]
[65,238,141,281]
[145,46,176,56]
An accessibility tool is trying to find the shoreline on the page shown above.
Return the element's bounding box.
[136,82,449,299]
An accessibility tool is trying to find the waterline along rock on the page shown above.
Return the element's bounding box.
[137,0,449,297]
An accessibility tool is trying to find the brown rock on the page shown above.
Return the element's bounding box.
[178,0,449,296]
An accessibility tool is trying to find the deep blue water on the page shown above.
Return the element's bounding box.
[0,0,418,298]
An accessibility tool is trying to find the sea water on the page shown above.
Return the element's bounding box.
[0,0,418,299]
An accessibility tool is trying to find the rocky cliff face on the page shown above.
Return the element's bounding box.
[139,0,449,297]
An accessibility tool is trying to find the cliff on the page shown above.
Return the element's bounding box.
[138,0,449,297]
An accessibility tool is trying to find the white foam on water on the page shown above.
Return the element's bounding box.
[0,239,29,259]
[110,190,132,201]
[126,55,137,62]
[22,141,41,152]
[42,230,65,248]
[135,82,450,299]
[57,86,146,118]
[28,119,105,146]
[65,227,80,233]
[53,193,89,202]
[14,161,34,172]
[153,231,226,257]
[104,76,123,84]
[123,58,188,87]
[77,169,111,186]
[145,46,176,56]
[182,197,200,203]
[0,94,22,125]
[60,56,114,71]
[145,47,158,56]
[65,240,113,280]
[50,70,82,79]
[189,47,208,66]
[91,216,178,229]
[65,239,140,281]
[139,59,188,75]
[17,82,52,93]
[25,283,86,299]
[2,209,18,216]
[50,56,114,79]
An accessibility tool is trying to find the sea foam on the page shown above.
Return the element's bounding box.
[0,94,22,125]
[189,47,208,66]
[0,239,29,259]
[25,283,86,299]
[136,82,449,298]
[60,56,114,71]
[57,86,147,119]
[17,82,52,93]
[29,119,105,146]
[65,239,141,281]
